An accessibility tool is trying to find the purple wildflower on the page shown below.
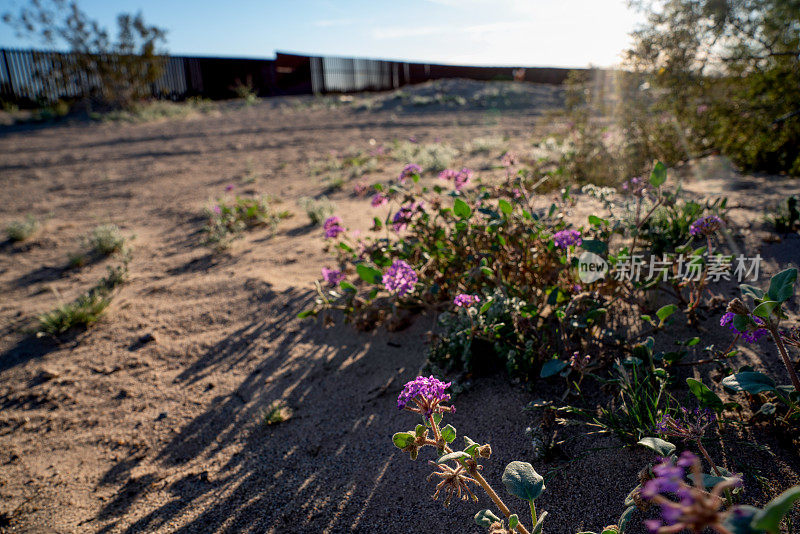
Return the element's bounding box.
[689,215,723,236]
[454,168,472,190]
[371,193,388,208]
[398,163,422,183]
[453,294,480,307]
[720,312,769,343]
[621,176,647,197]
[640,452,742,534]
[383,260,418,297]
[225,184,235,192]
[323,216,345,239]
[438,169,458,182]
[321,267,345,286]
[397,375,452,415]
[391,201,424,232]
[438,168,472,190]
[553,229,582,249]
[212,205,222,215]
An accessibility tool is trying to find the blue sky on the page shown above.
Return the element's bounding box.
[0,0,643,68]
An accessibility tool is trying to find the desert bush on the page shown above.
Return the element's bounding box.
[298,196,335,226]
[5,215,40,242]
[37,255,130,336]
[561,1,800,179]
[204,193,289,250]
[3,1,167,110]
[765,195,800,234]
[392,141,458,173]
[87,224,126,256]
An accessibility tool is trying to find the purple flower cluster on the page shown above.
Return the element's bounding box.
[397,375,451,412]
[641,452,742,534]
[553,229,582,249]
[720,312,769,343]
[321,267,345,286]
[391,201,424,232]
[438,168,472,190]
[689,215,723,237]
[383,260,418,296]
[453,294,480,307]
[225,184,235,192]
[324,216,345,239]
[642,452,698,532]
[371,193,388,208]
[398,163,422,183]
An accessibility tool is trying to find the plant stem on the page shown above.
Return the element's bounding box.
[768,326,800,393]
[529,500,537,529]
[469,468,531,534]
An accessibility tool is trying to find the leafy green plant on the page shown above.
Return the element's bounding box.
[37,255,130,336]
[262,400,292,425]
[765,196,800,234]
[204,194,289,250]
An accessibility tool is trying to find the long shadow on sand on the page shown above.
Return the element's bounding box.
[92,283,436,534]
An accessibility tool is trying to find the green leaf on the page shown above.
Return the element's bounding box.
[415,424,426,437]
[722,372,776,394]
[356,264,382,284]
[498,199,513,215]
[297,309,316,319]
[687,378,724,412]
[656,304,678,325]
[649,160,667,187]
[437,451,471,464]
[441,424,456,443]
[580,239,608,255]
[722,505,760,534]
[751,486,800,534]
[740,284,764,300]
[766,268,797,303]
[732,314,751,332]
[392,432,414,449]
[463,436,480,457]
[508,514,519,529]
[618,505,636,534]
[540,359,568,378]
[637,437,676,456]
[475,509,501,528]
[532,510,548,534]
[588,214,608,226]
[752,300,780,319]
[453,198,472,219]
[339,281,356,292]
[502,461,545,501]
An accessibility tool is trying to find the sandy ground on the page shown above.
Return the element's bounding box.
[0,81,799,534]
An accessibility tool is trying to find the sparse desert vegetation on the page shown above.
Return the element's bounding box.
[1,78,798,533]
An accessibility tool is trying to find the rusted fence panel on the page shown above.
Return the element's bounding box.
[0,47,578,107]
